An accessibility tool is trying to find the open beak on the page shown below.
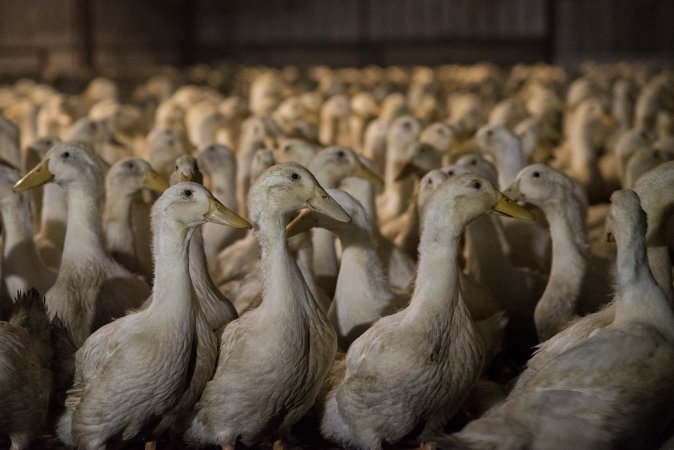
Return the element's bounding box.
[355,158,384,186]
[285,208,319,238]
[204,196,252,229]
[13,159,54,192]
[143,169,169,193]
[492,192,534,220]
[307,187,351,223]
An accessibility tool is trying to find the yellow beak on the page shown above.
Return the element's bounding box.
[308,187,351,223]
[492,192,534,220]
[354,158,384,186]
[13,159,54,192]
[143,169,169,193]
[204,196,252,229]
[179,172,192,183]
[285,208,316,238]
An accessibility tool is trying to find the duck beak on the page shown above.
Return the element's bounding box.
[492,192,534,220]
[285,208,319,237]
[143,169,169,193]
[307,187,351,223]
[355,158,384,186]
[179,172,192,183]
[13,159,54,192]
[204,196,252,229]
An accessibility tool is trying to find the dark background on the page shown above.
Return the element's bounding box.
[0,0,672,78]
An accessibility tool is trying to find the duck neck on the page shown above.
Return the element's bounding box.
[210,170,238,211]
[493,144,525,190]
[62,183,108,263]
[256,212,314,313]
[334,227,392,307]
[537,201,588,327]
[646,215,674,304]
[39,183,67,240]
[150,220,196,322]
[406,222,462,320]
[0,193,41,261]
[614,222,674,341]
[569,121,596,184]
[103,191,134,255]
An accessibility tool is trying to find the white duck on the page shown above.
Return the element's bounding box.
[56,182,250,450]
[188,162,347,449]
[197,144,246,264]
[287,188,406,350]
[104,157,168,279]
[308,146,383,297]
[321,174,533,450]
[13,142,151,347]
[507,164,613,341]
[0,164,56,303]
[443,190,674,449]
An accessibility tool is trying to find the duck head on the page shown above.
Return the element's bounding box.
[424,174,533,237]
[197,144,236,177]
[286,188,368,238]
[14,141,108,191]
[106,157,168,196]
[153,182,251,230]
[506,163,585,209]
[454,152,499,186]
[170,155,203,185]
[248,162,351,225]
[308,146,383,187]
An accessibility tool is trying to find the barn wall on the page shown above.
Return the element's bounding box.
[0,0,671,77]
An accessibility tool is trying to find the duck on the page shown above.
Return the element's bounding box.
[168,154,239,331]
[26,138,68,269]
[320,174,533,450]
[507,164,613,341]
[377,115,421,223]
[56,182,250,450]
[286,188,407,350]
[0,164,56,304]
[442,190,674,449]
[104,157,168,279]
[0,289,53,450]
[197,144,246,264]
[188,162,348,449]
[308,146,384,297]
[476,124,552,272]
[13,142,151,347]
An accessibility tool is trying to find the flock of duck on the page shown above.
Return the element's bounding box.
[0,62,673,450]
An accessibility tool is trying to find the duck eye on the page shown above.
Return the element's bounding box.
[427,178,433,185]
[532,172,540,178]
[447,170,454,176]
[471,160,477,165]
[62,151,70,159]
[336,150,345,158]
[472,180,481,189]
[184,189,193,197]
[291,173,300,180]
[125,161,134,169]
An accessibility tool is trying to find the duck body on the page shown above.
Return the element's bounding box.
[321,174,527,449]
[189,163,341,447]
[57,182,249,450]
[14,143,151,347]
[446,190,674,449]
